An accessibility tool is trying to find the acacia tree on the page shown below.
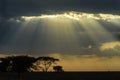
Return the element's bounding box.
[0,55,36,72]
[0,56,62,72]
[0,56,13,72]
[29,56,59,72]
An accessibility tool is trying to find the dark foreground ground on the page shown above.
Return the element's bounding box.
[0,72,120,80]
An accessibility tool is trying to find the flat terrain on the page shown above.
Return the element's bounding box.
[0,72,120,80]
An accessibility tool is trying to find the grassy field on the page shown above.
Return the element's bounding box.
[0,72,120,80]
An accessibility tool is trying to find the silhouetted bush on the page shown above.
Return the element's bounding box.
[53,66,64,72]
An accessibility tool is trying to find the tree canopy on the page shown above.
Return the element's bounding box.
[0,55,63,72]
[29,56,59,72]
[0,55,36,72]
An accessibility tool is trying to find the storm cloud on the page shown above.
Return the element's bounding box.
[0,0,120,18]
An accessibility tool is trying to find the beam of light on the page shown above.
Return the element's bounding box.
[7,17,39,54]
[21,12,120,44]
[78,18,116,43]
[34,17,81,53]
[4,11,120,54]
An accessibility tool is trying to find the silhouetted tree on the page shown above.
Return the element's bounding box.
[29,56,59,72]
[0,55,36,72]
[0,57,13,72]
[53,66,64,72]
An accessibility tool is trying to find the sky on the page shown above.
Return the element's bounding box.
[0,0,120,17]
[0,0,120,71]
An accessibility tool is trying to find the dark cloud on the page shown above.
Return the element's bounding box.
[0,0,120,17]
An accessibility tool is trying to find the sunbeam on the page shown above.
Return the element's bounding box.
[1,12,120,55]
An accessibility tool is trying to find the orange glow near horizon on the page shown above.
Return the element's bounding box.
[1,53,120,71]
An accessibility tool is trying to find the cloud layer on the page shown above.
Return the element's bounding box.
[0,0,120,18]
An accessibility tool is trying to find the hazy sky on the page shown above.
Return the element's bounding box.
[0,0,120,71]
